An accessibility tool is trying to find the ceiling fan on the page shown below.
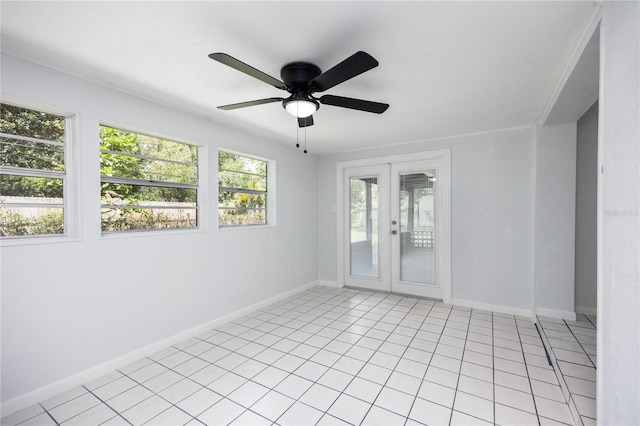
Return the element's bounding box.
[209,51,389,127]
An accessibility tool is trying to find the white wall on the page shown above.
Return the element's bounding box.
[534,122,577,318]
[318,128,536,313]
[0,54,319,404]
[598,1,640,424]
[575,101,598,313]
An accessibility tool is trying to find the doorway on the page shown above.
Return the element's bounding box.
[336,150,451,302]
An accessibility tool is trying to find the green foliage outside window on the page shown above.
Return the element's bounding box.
[0,105,64,142]
[0,104,66,237]
[218,151,268,226]
[99,126,199,232]
[0,209,63,236]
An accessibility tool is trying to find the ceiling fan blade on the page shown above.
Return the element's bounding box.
[310,51,379,92]
[209,53,287,90]
[319,95,389,114]
[218,97,284,110]
[298,115,314,127]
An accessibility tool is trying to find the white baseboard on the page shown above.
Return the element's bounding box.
[536,307,577,321]
[574,306,597,316]
[1,281,319,417]
[317,280,342,288]
[451,298,533,318]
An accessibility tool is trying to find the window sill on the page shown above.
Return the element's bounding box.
[100,227,206,240]
[0,234,82,247]
[217,223,276,231]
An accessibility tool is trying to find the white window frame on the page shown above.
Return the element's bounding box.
[99,124,201,234]
[217,149,276,229]
[0,101,77,245]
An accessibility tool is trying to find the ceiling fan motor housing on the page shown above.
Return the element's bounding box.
[281,62,321,89]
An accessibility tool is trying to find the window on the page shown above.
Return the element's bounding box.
[218,151,268,226]
[0,103,67,238]
[100,125,198,232]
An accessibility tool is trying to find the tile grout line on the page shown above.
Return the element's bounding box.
[218,287,345,424]
[492,311,496,426]
[216,288,411,424]
[515,317,543,426]
[417,304,468,421]
[114,352,220,424]
[550,317,597,424]
[81,385,135,426]
[40,403,60,426]
[584,315,597,330]
[398,300,451,426]
[237,287,370,425]
[318,291,432,425]
[274,288,386,425]
[371,294,443,424]
[447,306,471,425]
[562,319,597,370]
[355,295,421,425]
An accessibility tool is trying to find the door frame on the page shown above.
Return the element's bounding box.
[336,149,452,303]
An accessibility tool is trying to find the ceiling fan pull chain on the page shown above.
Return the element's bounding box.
[296,120,300,148]
[304,125,308,154]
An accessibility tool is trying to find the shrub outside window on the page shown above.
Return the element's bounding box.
[218,151,267,226]
[0,103,67,238]
[100,125,199,232]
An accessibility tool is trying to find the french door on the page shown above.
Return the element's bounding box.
[339,151,451,301]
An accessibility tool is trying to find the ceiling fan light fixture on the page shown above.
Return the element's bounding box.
[283,98,318,118]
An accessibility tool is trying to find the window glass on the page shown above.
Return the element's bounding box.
[100,126,199,232]
[0,104,67,237]
[218,151,268,226]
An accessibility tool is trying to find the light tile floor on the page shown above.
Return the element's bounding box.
[537,314,597,426]
[3,286,578,426]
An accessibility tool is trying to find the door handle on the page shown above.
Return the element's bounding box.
[391,230,398,235]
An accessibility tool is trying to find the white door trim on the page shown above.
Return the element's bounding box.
[336,149,452,303]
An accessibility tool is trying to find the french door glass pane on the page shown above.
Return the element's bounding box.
[399,171,436,284]
[350,176,379,278]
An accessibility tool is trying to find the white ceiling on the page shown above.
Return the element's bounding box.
[1,1,599,154]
